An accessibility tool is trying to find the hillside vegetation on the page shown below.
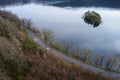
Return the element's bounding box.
[0,10,115,80]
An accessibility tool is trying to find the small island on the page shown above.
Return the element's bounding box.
[83,11,102,27]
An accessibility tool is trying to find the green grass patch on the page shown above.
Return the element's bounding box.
[22,37,37,51]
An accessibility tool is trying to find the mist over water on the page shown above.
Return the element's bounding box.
[1,1,120,56]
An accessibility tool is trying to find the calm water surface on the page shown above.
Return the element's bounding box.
[1,3,120,55]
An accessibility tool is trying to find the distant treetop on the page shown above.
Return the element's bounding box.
[82,10,102,27]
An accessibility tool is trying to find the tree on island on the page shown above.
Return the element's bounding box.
[82,10,102,27]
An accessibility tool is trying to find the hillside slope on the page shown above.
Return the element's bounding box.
[0,10,115,80]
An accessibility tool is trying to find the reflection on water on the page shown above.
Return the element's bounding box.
[1,3,120,55]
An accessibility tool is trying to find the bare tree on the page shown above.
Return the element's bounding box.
[72,45,81,59]
[105,56,118,70]
[94,54,105,66]
[117,64,120,72]
[40,29,54,45]
[81,48,90,63]
[116,57,120,72]
[22,19,33,29]
[99,55,105,66]
[75,46,80,56]
[62,40,71,55]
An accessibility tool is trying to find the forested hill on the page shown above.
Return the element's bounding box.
[0,0,120,8]
[52,0,120,8]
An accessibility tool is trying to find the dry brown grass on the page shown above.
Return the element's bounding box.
[24,50,115,80]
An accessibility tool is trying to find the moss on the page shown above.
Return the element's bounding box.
[16,75,24,80]
[72,54,80,59]
[21,29,27,34]
[22,37,37,51]
[51,44,61,51]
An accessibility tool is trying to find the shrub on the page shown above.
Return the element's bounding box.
[4,60,30,80]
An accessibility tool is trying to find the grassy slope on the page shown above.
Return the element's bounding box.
[0,10,115,80]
